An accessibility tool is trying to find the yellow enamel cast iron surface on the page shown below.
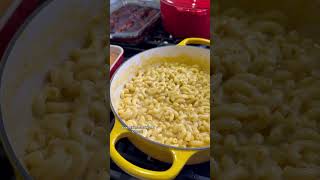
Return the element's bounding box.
[110,38,210,180]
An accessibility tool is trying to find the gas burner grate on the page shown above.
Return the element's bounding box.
[111,23,184,59]
[111,22,209,61]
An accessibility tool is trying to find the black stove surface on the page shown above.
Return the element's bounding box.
[111,23,183,60]
[0,143,15,179]
[110,23,210,180]
[111,23,209,60]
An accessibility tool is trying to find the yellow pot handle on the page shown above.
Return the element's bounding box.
[178,38,210,46]
[110,119,197,180]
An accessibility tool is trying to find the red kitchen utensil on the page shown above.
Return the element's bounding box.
[110,45,124,78]
[160,0,210,39]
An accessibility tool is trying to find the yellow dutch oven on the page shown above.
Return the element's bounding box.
[110,38,210,180]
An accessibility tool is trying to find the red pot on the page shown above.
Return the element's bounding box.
[160,0,210,39]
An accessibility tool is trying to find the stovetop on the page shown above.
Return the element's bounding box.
[0,19,210,180]
[110,23,210,180]
[111,22,183,59]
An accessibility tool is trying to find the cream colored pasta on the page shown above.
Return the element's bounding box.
[212,9,320,180]
[24,17,108,180]
[85,148,108,180]
[118,62,210,148]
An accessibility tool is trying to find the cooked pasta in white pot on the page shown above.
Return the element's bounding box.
[118,61,210,148]
[23,17,108,180]
[212,8,320,180]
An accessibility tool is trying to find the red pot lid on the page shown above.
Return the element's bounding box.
[161,0,210,10]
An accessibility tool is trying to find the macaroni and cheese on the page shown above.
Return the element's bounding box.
[212,8,320,180]
[23,17,108,180]
[118,61,210,148]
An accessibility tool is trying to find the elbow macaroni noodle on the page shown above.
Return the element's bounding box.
[213,9,320,179]
[24,17,108,180]
[118,62,210,148]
